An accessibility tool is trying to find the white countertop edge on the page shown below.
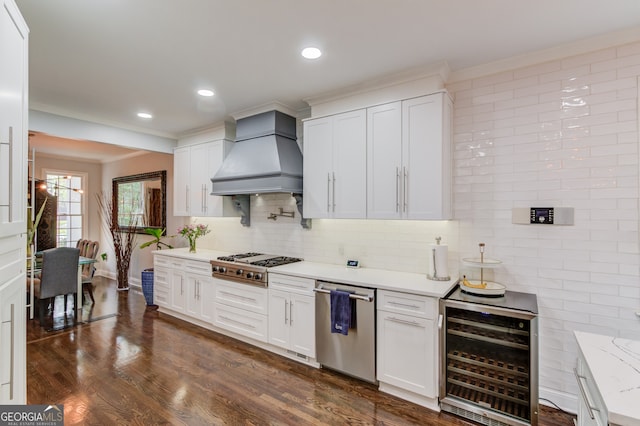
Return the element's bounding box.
[269,261,459,298]
[151,251,459,298]
[574,331,640,426]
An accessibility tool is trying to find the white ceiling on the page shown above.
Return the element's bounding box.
[15,0,640,160]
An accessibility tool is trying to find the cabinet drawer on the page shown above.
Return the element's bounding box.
[155,255,186,270]
[213,302,267,343]
[153,267,171,308]
[214,280,268,315]
[185,260,212,276]
[377,290,436,319]
[268,273,314,294]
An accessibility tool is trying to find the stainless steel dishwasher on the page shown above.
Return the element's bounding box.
[314,281,376,384]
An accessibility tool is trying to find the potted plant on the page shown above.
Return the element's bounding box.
[139,228,173,309]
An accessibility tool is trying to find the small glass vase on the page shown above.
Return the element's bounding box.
[189,238,197,253]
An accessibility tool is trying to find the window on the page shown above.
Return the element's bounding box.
[44,171,86,248]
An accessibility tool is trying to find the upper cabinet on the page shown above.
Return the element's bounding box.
[174,140,234,217]
[0,0,28,238]
[303,109,367,218]
[303,91,452,220]
[368,93,452,220]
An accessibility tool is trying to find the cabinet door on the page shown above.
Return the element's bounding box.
[303,117,332,218]
[402,93,452,219]
[367,102,402,219]
[377,310,435,397]
[0,275,26,404]
[332,109,366,218]
[185,274,201,318]
[289,293,315,357]
[268,289,289,349]
[170,269,186,312]
[173,146,190,216]
[199,275,215,323]
[0,0,28,238]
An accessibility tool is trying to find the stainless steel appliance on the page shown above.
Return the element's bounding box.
[314,281,376,384]
[440,287,539,426]
[210,253,302,287]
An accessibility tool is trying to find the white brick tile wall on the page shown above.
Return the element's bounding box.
[449,41,640,405]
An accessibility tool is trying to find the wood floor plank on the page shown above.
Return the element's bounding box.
[27,277,575,425]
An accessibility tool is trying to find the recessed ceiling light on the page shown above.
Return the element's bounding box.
[137,112,153,119]
[301,47,322,59]
[197,89,215,97]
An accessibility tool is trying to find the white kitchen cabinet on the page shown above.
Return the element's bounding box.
[0,0,28,405]
[303,109,366,218]
[0,272,26,404]
[367,92,452,219]
[377,290,438,409]
[268,273,315,358]
[174,140,233,217]
[213,277,269,343]
[0,0,28,238]
[152,265,171,308]
[154,254,215,321]
[185,260,215,323]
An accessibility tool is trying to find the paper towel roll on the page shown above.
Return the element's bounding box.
[427,243,450,281]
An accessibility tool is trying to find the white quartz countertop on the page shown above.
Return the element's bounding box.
[152,248,231,262]
[574,331,640,426]
[270,261,458,298]
[152,250,458,298]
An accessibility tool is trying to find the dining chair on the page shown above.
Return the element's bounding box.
[76,239,100,303]
[26,246,80,326]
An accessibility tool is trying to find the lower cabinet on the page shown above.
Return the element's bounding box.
[575,352,607,426]
[212,278,269,343]
[268,289,315,357]
[152,266,171,308]
[0,274,26,404]
[376,289,438,409]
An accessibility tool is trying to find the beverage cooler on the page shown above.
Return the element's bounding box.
[439,287,539,426]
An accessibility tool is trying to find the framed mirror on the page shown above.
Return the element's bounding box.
[112,170,166,234]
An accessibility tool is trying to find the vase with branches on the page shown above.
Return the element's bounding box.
[97,191,138,291]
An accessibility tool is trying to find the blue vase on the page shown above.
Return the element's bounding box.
[141,268,155,305]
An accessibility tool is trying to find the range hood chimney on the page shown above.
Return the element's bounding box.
[210,110,302,195]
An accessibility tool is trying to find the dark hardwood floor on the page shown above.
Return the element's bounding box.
[27,277,575,425]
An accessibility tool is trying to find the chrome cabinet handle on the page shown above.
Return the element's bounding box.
[403,166,408,213]
[8,127,13,221]
[395,167,400,212]
[10,303,14,399]
[332,172,336,212]
[289,300,293,326]
[388,316,421,327]
[326,173,331,212]
[284,300,288,324]
[574,367,599,420]
[185,185,189,212]
[201,184,206,213]
[388,300,420,309]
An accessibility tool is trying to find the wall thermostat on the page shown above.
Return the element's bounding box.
[512,207,574,225]
[346,260,360,268]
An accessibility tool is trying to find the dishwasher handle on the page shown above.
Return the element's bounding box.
[313,287,374,302]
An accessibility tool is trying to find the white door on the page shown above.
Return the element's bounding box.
[367,102,402,219]
[332,109,367,218]
[289,293,315,357]
[268,289,289,349]
[173,146,190,216]
[302,117,332,218]
[402,93,451,219]
[0,275,26,404]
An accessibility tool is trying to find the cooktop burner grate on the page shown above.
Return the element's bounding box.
[250,256,302,267]
[216,252,263,262]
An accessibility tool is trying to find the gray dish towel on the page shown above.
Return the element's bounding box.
[330,289,355,335]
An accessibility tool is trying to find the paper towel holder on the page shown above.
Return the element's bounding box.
[427,237,451,281]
